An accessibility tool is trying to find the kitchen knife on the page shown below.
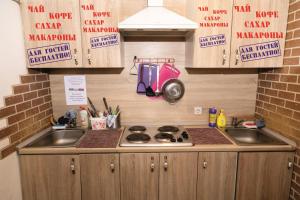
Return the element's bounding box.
[88,97,98,117]
[103,97,109,111]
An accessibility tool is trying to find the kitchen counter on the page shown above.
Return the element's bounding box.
[18,126,296,155]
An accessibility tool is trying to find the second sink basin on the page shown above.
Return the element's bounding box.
[223,128,287,145]
[27,129,86,148]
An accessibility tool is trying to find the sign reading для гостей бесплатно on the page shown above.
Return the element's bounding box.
[199,34,226,48]
[27,43,72,66]
[239,40,281,62]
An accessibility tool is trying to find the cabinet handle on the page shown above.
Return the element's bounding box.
[164,161,168,170]
[87,49,92,65]
[222,49,226,65]
[150,163,155,171]
[288,161,293,170]
[74,49,78,66]
[164,156,168,171]
[110,162,115,172]
[203,161,208,169]
[150,156,155,172]
[235,49,239,65]
[70,158,76,174]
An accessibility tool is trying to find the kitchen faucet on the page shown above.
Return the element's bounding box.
[231,117,244,128]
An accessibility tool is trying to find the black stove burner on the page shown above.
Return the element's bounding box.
[126,133,151,143]
[128,126,147,133]
[155,132,175,142]
[158,126,179,133]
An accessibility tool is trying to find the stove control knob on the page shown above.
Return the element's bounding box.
[181,132,189,139]
[177,137,183,142]
[171,138,176,143]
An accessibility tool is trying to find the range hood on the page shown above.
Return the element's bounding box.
[118,0,198,32]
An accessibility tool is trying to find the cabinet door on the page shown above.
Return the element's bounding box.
[159,153,198,200]
[236,152,294,200]
[20,0,82,68]
[80,0,123,68]
[186,0,233,68]
[230,0,289,68]
[120,153,159,200]
[197,152,237,200]
[80,154,120,200]
[20,155,81,200]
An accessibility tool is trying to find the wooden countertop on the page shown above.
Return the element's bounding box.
[18,126,296,155]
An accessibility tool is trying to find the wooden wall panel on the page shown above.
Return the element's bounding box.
[164,0,187,16]
[119,0,147,21]
[50,42,258,126]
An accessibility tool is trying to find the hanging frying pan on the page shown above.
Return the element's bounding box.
[162,79,185,104]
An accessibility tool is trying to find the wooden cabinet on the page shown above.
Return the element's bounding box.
[197,152,237,200]
[19,151,295,200]
[80,0,123,68]
[20,0,82,68]
[186,0,234,68]
[20,0,290,69]
[230,0,289,68]
[19,155,81,200]
[186,0,289,68]
[80,154,120,200]
[159,153,198,200]
[120,152,197,200]
[120,153,159,200]
[236,152,294,200]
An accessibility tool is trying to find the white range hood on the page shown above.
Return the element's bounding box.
[118,0,198,31]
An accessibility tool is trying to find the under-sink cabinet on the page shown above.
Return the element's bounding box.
[19,155,81,200]
[19,151,294,200]
[235,152,294,200]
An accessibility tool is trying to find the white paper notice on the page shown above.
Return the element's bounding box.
[64,75,87,105]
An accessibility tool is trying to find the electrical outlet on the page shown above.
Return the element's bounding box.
[194,106,203,115]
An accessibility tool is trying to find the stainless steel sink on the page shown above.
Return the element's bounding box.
[222,128,287,145]
[26,129,86,148]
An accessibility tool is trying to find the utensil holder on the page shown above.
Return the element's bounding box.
[90,117,107,130]
[107,114,121,129]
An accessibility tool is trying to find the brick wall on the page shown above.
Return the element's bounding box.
[255,0,300,199]
[0,73,53,159]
